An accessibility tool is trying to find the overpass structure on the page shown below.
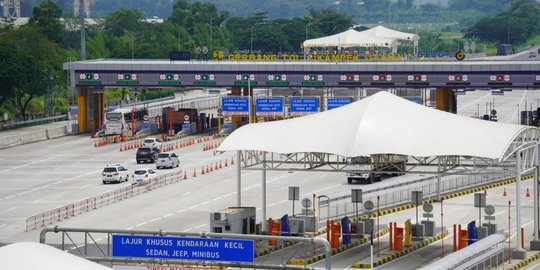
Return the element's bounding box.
[64,59,540,132]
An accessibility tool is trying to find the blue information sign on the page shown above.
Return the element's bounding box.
[255,97,284,115]
[221,97,250,115]
[112,234,254,263]
[327,97,352,110]
[289,97,319,114]
[406,97,422,104]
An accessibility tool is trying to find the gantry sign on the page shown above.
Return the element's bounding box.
[66,60,540,89]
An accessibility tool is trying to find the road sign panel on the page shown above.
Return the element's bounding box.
[289,97,319,115]
[221,97,250,115]
[255,97,284,115]
[327,97,352,110]
[112,234,254,263]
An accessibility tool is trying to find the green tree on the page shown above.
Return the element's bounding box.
[104,8,145,37]
[0,42,25,108]
[28,0,66,46]
[5,27,63,120]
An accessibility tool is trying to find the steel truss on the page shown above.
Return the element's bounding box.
[239,150,510,176]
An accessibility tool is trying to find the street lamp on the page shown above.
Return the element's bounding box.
[305,19,319,59]
[250,22,267,53]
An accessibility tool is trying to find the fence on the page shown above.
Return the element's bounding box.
[318,170,511,221]
[25,169,184,231]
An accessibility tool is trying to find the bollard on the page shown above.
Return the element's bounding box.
[453,224,457,252]
[389,222,393,251]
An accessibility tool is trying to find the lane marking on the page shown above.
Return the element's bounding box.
[5,207,18,212]
[135,222,148,227]
[278,199,287,204]
[57,191,68,195]
[194,224,206,229]
[182,192,191,196]
[175,209,186,214]
[182,228,192,232]
[126,227,134,230]
[150,217,162,222]
[163,213,174,218]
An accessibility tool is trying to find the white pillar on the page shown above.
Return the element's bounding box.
[237,150,241,207]
[262,152,267,232]
[534,165,539,241]
[437,174,441,201]
[516,150,523,251]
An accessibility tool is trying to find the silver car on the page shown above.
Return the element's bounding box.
[156,152,180,169]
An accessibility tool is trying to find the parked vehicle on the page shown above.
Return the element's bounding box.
[156,152,180,169]
[496,44,515,56]
[102,164,129,184]
[103,106,148,136]
[136,147,160,163]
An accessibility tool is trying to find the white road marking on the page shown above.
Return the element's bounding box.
[211,197,221,201]
[182,228,193,232]
[182,192,191,196]
[223,193,232,198]
[175,209,186,214]
[17,191,28,196]
[0,224,6,228]
[5,195,15,199]
[150,217,162,222]
[135,222,148,227]
[188,205,199,210]
[126,227,134,230]
[278,199,287,204]
[5,207,18,212]
[163,213,174,218]
[200,201,209,205]
[194,224,206,229]
[57,191,68,195]
[201,185,211,189]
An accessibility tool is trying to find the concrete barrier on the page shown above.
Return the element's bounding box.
[0,125,69,150]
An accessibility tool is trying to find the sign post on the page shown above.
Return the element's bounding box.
[289,186,299,216]
[351,189,362,221]
[412,191,423,225]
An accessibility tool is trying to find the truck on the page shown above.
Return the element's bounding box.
[346,154,407,184]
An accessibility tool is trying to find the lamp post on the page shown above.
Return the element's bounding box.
[250,22,267,53]
[305,19,318,60]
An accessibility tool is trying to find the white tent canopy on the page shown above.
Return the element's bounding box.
[357,25,419,53]
[303,29,397,49]
[0,242,113,270]
[218,92,532,162]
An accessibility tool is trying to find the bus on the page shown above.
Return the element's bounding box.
[104,107,148,136]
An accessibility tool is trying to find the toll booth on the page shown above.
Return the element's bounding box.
[210,207,256,234]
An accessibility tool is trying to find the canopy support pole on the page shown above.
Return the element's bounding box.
[531,144,540,250]
[237,150,242,207]
[513,150,526,259]
[436,173,442,201]
[262,152,267,232]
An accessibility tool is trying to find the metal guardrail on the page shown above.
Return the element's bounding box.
[1,114,67,130]
[25,169,184,232]
[318,171,510,221]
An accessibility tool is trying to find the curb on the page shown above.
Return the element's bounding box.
[510,251,540,270]
[352,230,449,268]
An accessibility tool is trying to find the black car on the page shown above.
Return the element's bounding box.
[136,147,160,163]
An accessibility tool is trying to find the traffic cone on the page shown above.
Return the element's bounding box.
[183,172,187,180]
[120,144,124,152]
[210,164,214,172]
[215,163,218,170]
[231,157,235,165]
[484,187,487,196]
[94,140,97,147]
[526,188,531,197]
[201,166,205,175]
[225,160,228,167]
[206,165,210,174]
[219,161,222,169]
[503,188,507,197]
[193,169,197,177]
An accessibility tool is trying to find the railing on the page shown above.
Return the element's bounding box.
[0,114,67,130]
[25,169,184,231]
[317,170,511,221]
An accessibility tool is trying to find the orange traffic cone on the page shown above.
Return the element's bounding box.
[193,169,197,177]
[225,160,228,167]
[201,166,205,175]
[215,163,218,170]
[183,172,187,180]
[503,188,507,197]
[231,157,235,165]
[484,187,487,196]
[526,188,531,197]
[206,165,210,174]
[219,161,222,169]
[210,164,214,172]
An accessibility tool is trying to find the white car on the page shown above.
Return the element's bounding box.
[132,168,157,184]
[102,164,129,184]
[143,138,162,149]
[156,152,180,169]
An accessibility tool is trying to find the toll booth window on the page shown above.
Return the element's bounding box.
[213,227,222,233]
[225,225,231,231]
[106,112,122,121]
